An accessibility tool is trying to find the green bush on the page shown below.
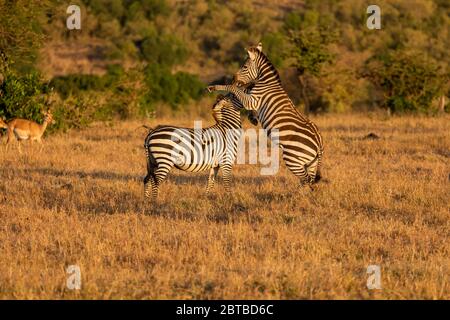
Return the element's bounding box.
[142,64,204,110]
[0,70,113,133]
[50,96,96,132]
[363,51,449,114]
[122,0,169,21]
[49,65,124,99]
[260,32,288,68]
[0,70,50,122]
[286,13,338,113]
[50,74,105,99]
[139,33,188,67]
[173,72,204,102]
[0,0,48,74]
[48,66,147,129]
[83,0,169,21]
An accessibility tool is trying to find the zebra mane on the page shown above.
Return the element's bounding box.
[251,48,281,84]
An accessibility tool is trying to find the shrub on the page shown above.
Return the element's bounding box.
[50,74,105,99]
[0,69,50,122]
[260,32,288,68]
[142,65,204,110]
[50,95,98,132]
[48,66,147,129]
[288,26,337,113]
[49,65,123,99]
[363,51,449,114]
[139,33,188,67]
[0,0,48,73]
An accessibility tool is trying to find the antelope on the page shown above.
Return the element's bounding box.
[5,110,55,151]
[0,118,7,130]
[0,118,9,143]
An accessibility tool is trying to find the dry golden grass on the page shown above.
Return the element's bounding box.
[0,113,449,299]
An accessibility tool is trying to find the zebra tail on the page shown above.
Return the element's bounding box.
[147,149,158,183]
[135,125,154,133]
[144,136,158,183]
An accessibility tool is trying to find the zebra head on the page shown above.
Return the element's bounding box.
[232,43,264,87]
[212,94,241,127]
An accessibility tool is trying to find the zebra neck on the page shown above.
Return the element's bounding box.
[216,119,241,131]
[256,57,281,86]
[253,79,282,93]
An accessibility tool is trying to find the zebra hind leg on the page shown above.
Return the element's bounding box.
[206,167,219,195]
[221,164,233,193]
[150,165,173,200]
[144,147,161,202]
[144,174,155,200]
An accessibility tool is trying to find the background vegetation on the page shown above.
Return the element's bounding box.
[1,0,449,129]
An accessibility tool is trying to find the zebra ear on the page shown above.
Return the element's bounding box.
[256,42,263,52]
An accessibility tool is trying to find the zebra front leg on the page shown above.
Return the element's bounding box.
[298,167,312,187]
[305,153,322,184]
[206,167,219,195]
[207,84,259,111]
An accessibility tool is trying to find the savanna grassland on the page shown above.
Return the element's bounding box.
[0,113,448,299]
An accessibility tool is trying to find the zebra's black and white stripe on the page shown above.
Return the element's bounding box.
[208,43,324,185]
[144,94,243,200]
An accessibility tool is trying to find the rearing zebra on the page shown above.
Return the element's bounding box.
[208,43,324,185]
[144,94,243,200]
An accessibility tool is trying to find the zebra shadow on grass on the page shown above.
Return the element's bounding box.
[8,167,141,182]
[1,167,280,186]
[1,167,284,217]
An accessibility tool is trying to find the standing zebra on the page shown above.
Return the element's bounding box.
[144,94,243,200]
[208,43,324,185]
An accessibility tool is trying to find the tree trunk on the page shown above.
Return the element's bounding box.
[298,74,310,115]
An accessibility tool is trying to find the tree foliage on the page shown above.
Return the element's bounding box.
[0,0,51,73]
[142,65,204,110]
[283,10,338,113]
[363,51,449,113]
[0,68,50,122]
[2,0,449,131]
[289,28,337,77]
